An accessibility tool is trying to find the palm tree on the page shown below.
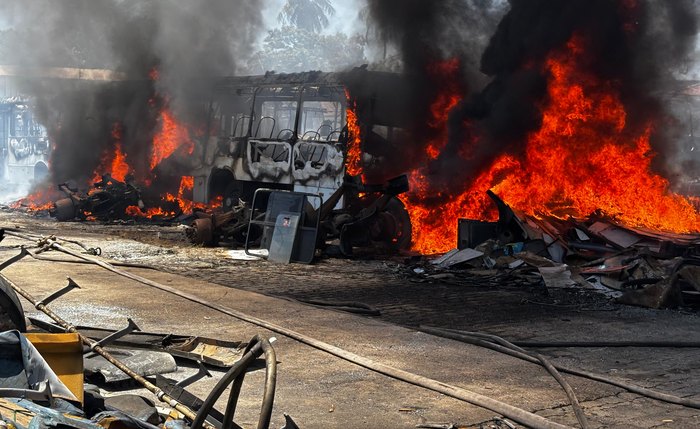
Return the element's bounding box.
[278,0,336,34]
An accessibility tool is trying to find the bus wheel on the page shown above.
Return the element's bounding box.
[372,197,412,250]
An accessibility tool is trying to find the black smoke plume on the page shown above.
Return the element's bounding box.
[362,0,698,196]
[0,0,263,189]
[349,0,504,181]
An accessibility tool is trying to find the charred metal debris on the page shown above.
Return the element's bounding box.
[407,191,700,310]
[0,237,285,429]
[52,175,145,222]
[42,173,411,262]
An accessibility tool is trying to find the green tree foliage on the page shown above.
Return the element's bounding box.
[278,0,336,34]
[249,26,365,73]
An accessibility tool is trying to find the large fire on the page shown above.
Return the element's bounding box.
[403,37,700,254]
[10,188,55,212]
[126,176,202,218]
[88,107,203,219]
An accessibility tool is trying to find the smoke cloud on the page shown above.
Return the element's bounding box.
[362,0,699,196]
[0,0,263,188]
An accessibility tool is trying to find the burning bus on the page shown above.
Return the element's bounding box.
[186,70,414,253]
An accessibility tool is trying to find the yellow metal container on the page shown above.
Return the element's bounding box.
[25,333,84,405]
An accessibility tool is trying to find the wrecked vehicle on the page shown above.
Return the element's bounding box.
[188,70,414,255]
[51,175,145,221]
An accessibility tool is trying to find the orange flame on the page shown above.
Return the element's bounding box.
[150,110,195,171]
[345,92,363,176]
[104,144,130,182]
[175,176,205,214]
[403,38,700,254]
[426,59,463,160]
[10,188,55,212]
[126,205,178,218]
[91,123,131,183]
[125,176,204,219]
[109,124,129,182]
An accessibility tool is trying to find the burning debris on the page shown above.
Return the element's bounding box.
[8,69,415,261]
[5,0,700,272]
[51,177,144,222]
[361,0,700,255]
[187,174,411,260]
[411,190,700,310]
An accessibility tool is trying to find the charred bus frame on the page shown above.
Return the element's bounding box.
[191,70,413,252]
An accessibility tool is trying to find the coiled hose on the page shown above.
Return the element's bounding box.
[191,335,277,429]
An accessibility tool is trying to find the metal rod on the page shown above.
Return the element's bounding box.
[0,272,211,428]
[91,317,141,350]
[0,247,30,271]
[3,230,100,255]
[37,278,81,306]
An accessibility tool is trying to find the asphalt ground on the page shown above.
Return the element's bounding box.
[1,211,699,428]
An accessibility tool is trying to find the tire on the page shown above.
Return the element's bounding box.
[377,197,412,250]
[52,198,77,222]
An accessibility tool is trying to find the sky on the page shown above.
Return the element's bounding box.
[262,0,364,36]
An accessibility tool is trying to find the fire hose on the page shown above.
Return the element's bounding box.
[419,326,700,410]
[191,335,277,429]
[421,327,590,429]
[11,237,574,429]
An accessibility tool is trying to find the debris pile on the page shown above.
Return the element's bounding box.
[413,191,700,309]
[186,175,412,262]
[0,244,285,429]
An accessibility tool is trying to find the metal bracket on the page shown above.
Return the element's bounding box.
[175,361,212,388]
[37,278,81,307]
[90,318,141,351]
[0,247,30,271]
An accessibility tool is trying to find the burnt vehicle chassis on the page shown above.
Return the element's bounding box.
[188,70,415,255]
[51,175,145,221]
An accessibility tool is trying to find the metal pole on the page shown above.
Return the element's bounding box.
[0,272,212,428]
